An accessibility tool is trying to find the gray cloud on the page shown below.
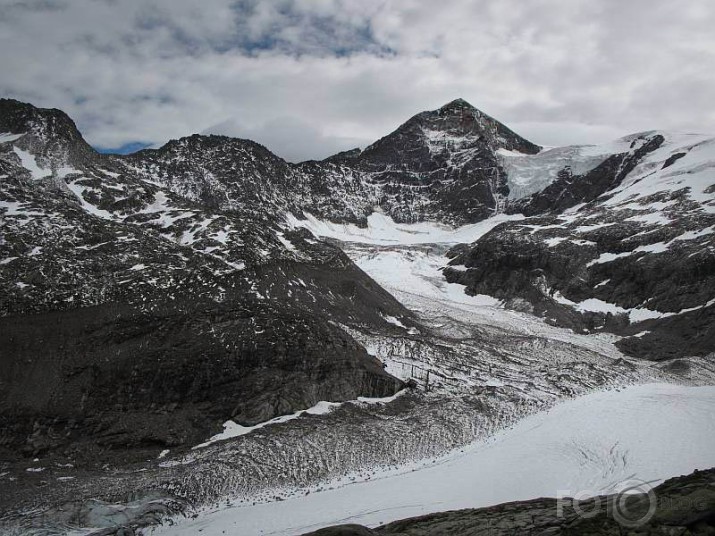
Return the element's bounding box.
[1,0,714,161]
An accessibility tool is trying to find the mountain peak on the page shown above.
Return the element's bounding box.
[0,98,95,162]
[358,98,540,172]
[439,98,477,112]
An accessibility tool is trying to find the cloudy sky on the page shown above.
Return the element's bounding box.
[2,0,714,161]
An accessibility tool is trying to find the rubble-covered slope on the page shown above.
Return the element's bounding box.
[0,99,405,462]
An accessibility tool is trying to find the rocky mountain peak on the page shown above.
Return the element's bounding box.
[0,98,96,171]
[430,98,540,154]
[356,99,540,175]
[439,97,479,112]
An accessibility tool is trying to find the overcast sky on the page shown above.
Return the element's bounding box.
[2,0,714,161]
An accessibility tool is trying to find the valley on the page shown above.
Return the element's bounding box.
[0,97,713,535]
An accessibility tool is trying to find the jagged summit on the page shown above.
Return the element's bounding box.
[135,132,283,162]
[440,97,473,109]
[357,98,540,174]
[0,98,95,170]
[435,97,492,118]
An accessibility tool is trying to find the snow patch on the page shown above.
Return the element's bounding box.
[0,132,25,143]
[286,211,524,246]
[13,147,50,180]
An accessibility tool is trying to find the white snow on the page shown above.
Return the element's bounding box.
[421,127,479,157]
[192,394,410,450]
[140,191,195,227]
[553,291,669,323]
[544,236,567,247]
[275,232,297,251]
[211,228,233,244]
[13,147,50,180]
[587,251,632,266]
[381,314,407,328]
[66,181,115,220]
[100,169,121,178]
[672,226,714,242]
[499,144,616,200]
[285,211,523,245]
[499,130,715,212]
[573,222,617,233]
[155,384,715,536]
[356,390,407,405]
[0,132,25,143]
[635,241,669,254]
[56,165,80,179]
[354,248,501,312]
[553,292,625,316]
[190,390,409,452]
[600,132,715,214]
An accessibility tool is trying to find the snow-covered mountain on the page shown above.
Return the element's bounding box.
[447,130,715,360]
[1,96,714,535]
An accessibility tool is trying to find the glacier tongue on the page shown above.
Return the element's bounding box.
[154,383,715,536]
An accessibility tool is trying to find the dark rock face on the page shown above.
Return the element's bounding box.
[0,300,400,459]
[352,98,541,224]
[357,99,541,171]
[445,210,715,360]
[303,468,715,535]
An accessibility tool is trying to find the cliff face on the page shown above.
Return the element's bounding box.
[351,98,541,224]
[0,300,401,458]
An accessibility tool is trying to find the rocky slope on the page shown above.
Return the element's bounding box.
[446,131,715,360]
[0,99,406,463]
[117,98,542,227]
[2,96,714,466]
[347,98,541,224]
